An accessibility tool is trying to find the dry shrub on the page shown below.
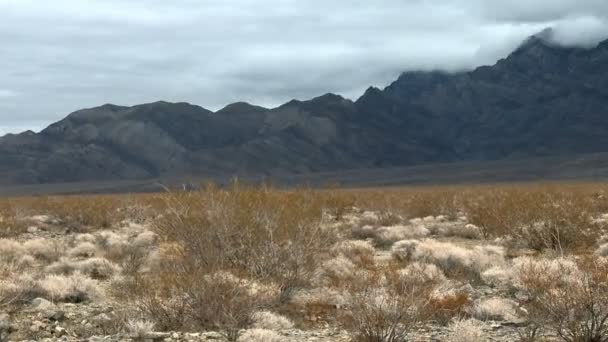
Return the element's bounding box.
[251,311,294,330]
[398,262,446,286]
[37,272,102,303]
[22,238,63,262]
[340,267,435,342]
[427,293,470,325]
[153,183,337,293]
[313,255,357,287]
[471,298,519,321]
[463,185,605,252]
[448,319,487,342]
[0,314,12,342]
[238,329,285,342]
[0,239,25,264]
[393,239,505,280]
[517,256,608,341]
[126,183,339,337]
[331,240,376,267]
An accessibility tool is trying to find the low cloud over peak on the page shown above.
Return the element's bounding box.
[1,0,607,135]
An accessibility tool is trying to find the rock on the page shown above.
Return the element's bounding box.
[30,298,56,311]
[93,313,114,325]
[45,310,66,321]
[54,326,67,337]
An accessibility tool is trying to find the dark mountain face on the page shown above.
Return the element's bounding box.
[2,32,608,185]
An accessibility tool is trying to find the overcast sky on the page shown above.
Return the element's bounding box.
[1,0,608,135]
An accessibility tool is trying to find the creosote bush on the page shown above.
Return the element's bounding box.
[127,183,341,337]
[517,256,608,342]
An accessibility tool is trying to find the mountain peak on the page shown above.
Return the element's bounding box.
[311,93,347,104]
[513,28,560,54]
[216,102,267,115]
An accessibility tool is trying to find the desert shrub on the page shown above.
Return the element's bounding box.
[390,240,419,262]
[516,257,608,342]
[513,257,582,289]
[313,256,357,287]
[428,292,470,325]
[0,272,43,307]
[150,183,337,297]
[480,265,515,288]
[238,329,285,342]
[68,242,97,258]
[443,223,483,239]
[0,314,12,342]
[463,186,603,251]
[185,272,272,341]
[22,238,63,262]
[398,240,505,280]
[251,311,294,330]
[471,298,519,321]
[332,240,375,267]
[74,258,121,280]
[340,267,434,342]
[0,239,25,264]
[398,262,446,286]
[373,224,430,247]
[447,319,487,342]
[37,272,102,303]
[352,225,378,240]
[125,319,156,341]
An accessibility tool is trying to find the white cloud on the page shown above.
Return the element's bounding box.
[0,0,607,134]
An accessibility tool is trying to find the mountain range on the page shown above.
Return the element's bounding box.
[2,29,608,186]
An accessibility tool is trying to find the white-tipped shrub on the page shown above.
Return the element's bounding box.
[401,240,505,277]
[251,311,294,330]
[313,255,356,287]
[480,265,514,287]
[0,239,25,263]
[74,257,121,280]
[513,256,583,289]
[290,287,349,308]
[23,238,62,262]
[448,319,487,342]
[133,230,157,248]
[332,240,375,266]
[375,224,430,246]
[398,262,446,286]
[238,329,285,342]
[68,242,97,258]
[471,298,519,321]
[445,224,483,240]
[37,272,102,303]
[125,319,155,340]
[391,240,419,262]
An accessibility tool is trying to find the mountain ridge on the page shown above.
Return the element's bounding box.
[2,32,608,185]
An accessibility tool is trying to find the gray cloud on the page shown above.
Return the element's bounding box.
[1,0,607,135]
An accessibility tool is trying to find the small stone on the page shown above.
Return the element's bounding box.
[55,326,67,336]
[45,310,66,321]
[27,226,38,233]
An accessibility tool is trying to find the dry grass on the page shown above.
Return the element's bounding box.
[2,180,608,341]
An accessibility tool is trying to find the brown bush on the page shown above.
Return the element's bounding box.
[125,183,341,336]
[427,293,470,325]
[340,266,434,342]
[517,256,608,342]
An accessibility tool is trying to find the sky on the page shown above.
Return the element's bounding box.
[1,0,608,135]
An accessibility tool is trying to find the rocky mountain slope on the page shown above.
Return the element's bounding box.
[2,29,608,185]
